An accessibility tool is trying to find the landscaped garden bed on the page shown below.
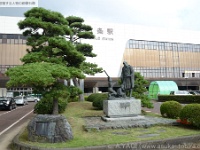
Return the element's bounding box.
[13,101,200,149]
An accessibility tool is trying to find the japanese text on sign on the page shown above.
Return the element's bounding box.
[95,27,114,41]
[0,0,38,7]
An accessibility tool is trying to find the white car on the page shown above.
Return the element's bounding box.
[25,96,40,102]
[14,96,27,105]
[170,90,192,95]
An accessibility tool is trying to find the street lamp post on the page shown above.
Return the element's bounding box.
[185,76,188,90]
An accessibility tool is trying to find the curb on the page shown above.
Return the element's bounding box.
[12,132,200,150]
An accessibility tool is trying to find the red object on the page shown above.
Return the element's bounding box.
[176,119,191,125]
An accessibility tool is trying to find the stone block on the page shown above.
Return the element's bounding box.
[103,98,141,117]
[27,114,73,143]
[101,115,145,122]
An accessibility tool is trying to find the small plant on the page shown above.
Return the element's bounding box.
[160,100,182,119]
[179,104,200,128]
[92,93,108,110]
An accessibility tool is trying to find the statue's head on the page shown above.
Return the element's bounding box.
[123,61,128,66]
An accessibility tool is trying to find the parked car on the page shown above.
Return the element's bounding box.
[14,96,28,105]
[170,90,192,95]
[0,97,17,110]
[189,91,200,95]
[25,96,40,102]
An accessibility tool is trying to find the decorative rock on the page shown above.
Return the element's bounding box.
[27,114,73,143]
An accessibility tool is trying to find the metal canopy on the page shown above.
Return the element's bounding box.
[148,81,178,100]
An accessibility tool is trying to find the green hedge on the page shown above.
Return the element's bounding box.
[158,95,200,103]
[180,104,200,128]
[160,101,182,119]
[92,93,108,110]
[87,93,105,102]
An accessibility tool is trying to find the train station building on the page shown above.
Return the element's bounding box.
[1,16,200,95]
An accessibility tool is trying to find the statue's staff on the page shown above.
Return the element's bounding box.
[104,70,109,77]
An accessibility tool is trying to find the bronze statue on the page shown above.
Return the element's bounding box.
[104,70,117,99]
[121,61,134,97]
[117,84,126,98]
[104,62,134,99]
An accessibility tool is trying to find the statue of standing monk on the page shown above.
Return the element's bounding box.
[121,61,134,98]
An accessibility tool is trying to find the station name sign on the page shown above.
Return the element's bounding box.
[94,27,114,41]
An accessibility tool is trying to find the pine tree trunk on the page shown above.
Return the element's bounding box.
[52,98,59,115]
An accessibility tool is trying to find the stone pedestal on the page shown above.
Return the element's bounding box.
[103,98,141,118]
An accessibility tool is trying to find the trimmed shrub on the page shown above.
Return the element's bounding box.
[68,96,79,102]
[92,93,108,110]
[34,97,68,114]
[84,96,88,101]
[180,104,200,128]
[68,96,89,102]
[160,101,182,119]
[87,93,104,102]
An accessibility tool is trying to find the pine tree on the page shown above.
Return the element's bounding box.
[65,16,103,101]
[132,72,153,108]
[6,8,88,114]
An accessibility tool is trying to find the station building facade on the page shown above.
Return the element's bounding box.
[1,16,200,95]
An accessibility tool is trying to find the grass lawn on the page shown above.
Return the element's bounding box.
[19,101,200,148]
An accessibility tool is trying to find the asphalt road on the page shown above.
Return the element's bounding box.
[0,102,36,150]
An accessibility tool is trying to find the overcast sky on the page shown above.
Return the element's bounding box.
[1,0,200,31]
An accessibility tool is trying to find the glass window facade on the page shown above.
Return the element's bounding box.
[0,33,27,44]
[0,34,28,73]
[124,39,200,78]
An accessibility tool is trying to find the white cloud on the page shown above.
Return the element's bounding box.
[116,0,193,29]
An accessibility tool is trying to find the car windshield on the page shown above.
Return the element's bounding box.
[176,91,189,94]
[15,96,23,99]
[0,97,9,101]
